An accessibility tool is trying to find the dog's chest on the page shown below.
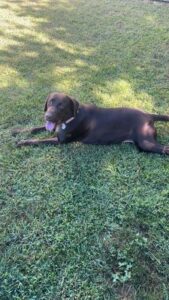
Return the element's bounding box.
[55,123,71,142]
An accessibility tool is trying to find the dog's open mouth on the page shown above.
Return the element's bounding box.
[45,121,56,132]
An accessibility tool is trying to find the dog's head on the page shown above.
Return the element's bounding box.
[44,92,79,132]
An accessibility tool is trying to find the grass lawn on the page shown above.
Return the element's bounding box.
[1,0,169,299]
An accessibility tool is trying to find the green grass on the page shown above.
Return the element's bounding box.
[1,0,169,299]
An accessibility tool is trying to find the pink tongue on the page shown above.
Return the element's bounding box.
[45,121,56,132]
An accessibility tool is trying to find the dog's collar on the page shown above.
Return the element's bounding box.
[61,108,79,130]
[65,116,75,124]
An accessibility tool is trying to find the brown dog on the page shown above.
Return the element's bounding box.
[13,92,169,154]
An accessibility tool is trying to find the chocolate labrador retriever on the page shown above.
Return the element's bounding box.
[13,92,169,154]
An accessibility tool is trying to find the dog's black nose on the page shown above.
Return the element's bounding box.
[45,112,54,121]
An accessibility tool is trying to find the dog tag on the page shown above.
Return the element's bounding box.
[61,123,66,130]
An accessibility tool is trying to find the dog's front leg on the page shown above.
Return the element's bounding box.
[12,126,46,136]
[16,137,59,147]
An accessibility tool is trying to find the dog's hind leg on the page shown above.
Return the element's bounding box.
[136,138,169,155]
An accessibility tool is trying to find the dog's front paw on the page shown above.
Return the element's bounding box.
[16,140,29,147]
[16,140,23,147]
[12,128,22,136]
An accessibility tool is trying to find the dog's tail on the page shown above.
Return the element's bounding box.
[151,114,169,122]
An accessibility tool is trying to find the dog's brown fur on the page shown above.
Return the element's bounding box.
[13,92,169,155]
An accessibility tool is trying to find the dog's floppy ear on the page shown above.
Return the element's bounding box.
[44,101,47,112]
[44,95,49,112]
[69,96,79,116]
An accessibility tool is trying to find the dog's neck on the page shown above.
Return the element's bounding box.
[58,107,80,131]
[64,106,80,125]
[65,116,75,124]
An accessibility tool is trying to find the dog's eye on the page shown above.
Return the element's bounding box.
[57,103,63,108]
[49,99,55,105]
